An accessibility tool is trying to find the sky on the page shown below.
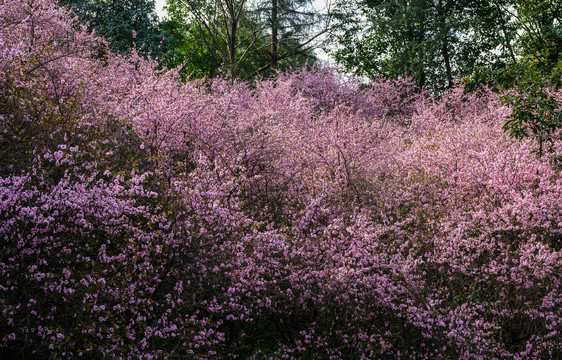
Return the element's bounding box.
[155,0,166,19]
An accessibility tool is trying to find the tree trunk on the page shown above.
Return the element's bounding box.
[271,0,279,68]
[438,0,452,88]
[226,1,238,77]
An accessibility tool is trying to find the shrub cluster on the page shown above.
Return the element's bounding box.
[1,0,562,359]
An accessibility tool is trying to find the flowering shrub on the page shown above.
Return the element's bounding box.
[1,0,562,359]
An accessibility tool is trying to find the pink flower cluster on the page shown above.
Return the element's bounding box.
[1,0,562,358]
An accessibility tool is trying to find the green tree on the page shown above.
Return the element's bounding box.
[163,0,266,78]
[515,0,562,83]
[252,0,329,74]
[60,0,162,55]
[164,0,327,79]
[157,8,225,79]
[333,0,517,92]
[499,1,562,160]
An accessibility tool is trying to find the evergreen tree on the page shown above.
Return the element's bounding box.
[252,0,328,73]
[164,0,328,79]
[60,0,162,55]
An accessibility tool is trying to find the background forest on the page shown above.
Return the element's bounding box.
[60,0,562,90]
[2,0,562,359]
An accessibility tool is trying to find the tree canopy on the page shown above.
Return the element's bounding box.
[333,0,518,92]
[60,0,163,55]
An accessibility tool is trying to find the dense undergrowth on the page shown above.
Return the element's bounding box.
[1,0,562,359]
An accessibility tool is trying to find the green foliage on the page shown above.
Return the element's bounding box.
[334,0,430,86]
[515,0,562,77]
[502,70,562,159]
[157,17,224,79]
[163,0,266,79]
[491,1,562,158]
[333,0,517,93]
[252,0,322,72]
[60,0,162,55]
[465,1,562,92]
[163,0,318,80]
